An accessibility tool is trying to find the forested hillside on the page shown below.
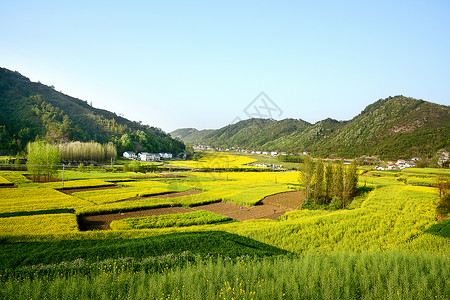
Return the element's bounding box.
[0,68,184,155]
[176,96,449,159]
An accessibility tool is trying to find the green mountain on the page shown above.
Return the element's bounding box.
[176,96,449,159]
[170,128,214,143]
[0,67,185,155]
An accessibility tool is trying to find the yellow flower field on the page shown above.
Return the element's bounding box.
[0,187,91,214]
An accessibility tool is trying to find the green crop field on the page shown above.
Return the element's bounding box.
[0,153,448,299]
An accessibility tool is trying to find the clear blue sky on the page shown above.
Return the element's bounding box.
[1,0,449,132]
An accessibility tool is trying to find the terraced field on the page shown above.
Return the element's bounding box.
[0,155,448,299]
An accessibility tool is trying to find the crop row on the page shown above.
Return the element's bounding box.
[0,175,12,185]
[1,252,448,299]
[0,188,91,214]
[43,179,115,189]
[0,213,79,236]
[0,171,32,185]
[110,210,232,230]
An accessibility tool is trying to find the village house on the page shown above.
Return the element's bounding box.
[271,151,278,156]
[122,151,136,159]
[159,153,173,160]
[139,152,160,162]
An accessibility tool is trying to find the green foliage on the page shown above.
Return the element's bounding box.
[0,252,448,299]
[329,196,343,210]
[59,141,117,163]
[110,210,232,230]
[179,96,449,160]
[278,155,304,163]
[300,159,358,207]
[423,219,450,238]
[26,141,60,182]
[0,231,288,271]
[0,67,185,155]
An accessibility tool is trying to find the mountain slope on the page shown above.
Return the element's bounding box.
[170,128,214,143]
[0,67,185,154]
[175,96,449,159]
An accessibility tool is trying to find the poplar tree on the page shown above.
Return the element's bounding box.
[299,156,315,203]
[313,159,325,204]
[325,163,334,204]
[333,162,344,200]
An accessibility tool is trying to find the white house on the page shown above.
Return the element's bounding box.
[271,152,278,156]
[159,153,173,160]
[140,152,160,162]
[123,151,136,159]
[262,151,269,155]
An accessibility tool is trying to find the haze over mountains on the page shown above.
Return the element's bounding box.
[0,67,184,155]
[171,96,449,160]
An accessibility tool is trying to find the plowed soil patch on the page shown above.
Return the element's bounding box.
[77,190,304,230]
[78,206,191,231]
[193,190,305,221]
[262,190,304,210]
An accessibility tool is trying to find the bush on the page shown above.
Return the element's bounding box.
[329,196,343,210]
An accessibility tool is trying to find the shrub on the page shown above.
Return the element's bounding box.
[329,196,342,210]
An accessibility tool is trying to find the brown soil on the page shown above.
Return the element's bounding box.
[192,190,305,221]
[77,190,305,230]
[78,206,191,231]
[262,190,305,210]
[0,184,16,188]
[25,175,61,182]
[59,185,121,195]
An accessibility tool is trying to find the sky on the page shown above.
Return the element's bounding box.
[1,0,449,133]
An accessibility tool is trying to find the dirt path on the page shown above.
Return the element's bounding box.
[77,190,305,230]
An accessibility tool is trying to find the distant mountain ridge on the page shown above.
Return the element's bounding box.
[172,96,449,159]
[0,67,185,154]
[170,128,214,143]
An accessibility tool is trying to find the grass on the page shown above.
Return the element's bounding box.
[0,231,288,271]
[0,252,448,299]
[110,210,232,230]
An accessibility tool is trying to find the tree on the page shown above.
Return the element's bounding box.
[313,159,325,204]
[333,162,344,200]
[436,175,450,216]
[342,161,358,208]
[325,163,334,204]
[299,156,315,203]
[26,141,60,182]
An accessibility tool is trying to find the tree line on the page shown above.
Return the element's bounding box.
[26,141,118,182]
[58,141,117,163]
[299,157,358,209]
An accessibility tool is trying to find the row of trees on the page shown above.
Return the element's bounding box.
[58,141,117,163]
[278,155,304,163]
[299,157,358,208]
[26,141,118,182]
